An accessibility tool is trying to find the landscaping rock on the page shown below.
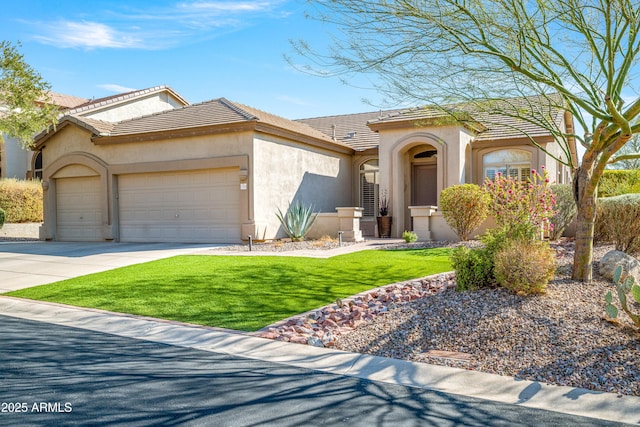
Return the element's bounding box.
[255,272,456,348]
[599,250,640,282]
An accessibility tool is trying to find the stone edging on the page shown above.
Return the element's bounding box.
[253,271,456,347]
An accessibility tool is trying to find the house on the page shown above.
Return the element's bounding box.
[0,92,89,180]
[33,86,575,243]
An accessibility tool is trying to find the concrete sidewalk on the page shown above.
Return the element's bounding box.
[1,296,638,425]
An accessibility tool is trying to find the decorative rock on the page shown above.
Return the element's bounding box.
[599,250,640,282]
[308,337,324,347]
[254,272,456,348]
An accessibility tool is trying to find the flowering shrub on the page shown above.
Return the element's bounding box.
[484,167,556,240]
[440,184,490,241]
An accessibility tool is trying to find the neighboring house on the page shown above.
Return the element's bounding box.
[34,86,575,243]
[0,92,89,180]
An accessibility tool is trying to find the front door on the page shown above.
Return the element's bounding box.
[412,164,437,206]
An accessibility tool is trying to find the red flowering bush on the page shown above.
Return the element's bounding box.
[440,184,490,241]
[484,167,556,240]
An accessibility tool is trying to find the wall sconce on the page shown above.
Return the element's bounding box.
[42,181,49,191]
[239,169,248,190]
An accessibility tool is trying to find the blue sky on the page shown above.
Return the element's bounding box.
[1,1,388,119]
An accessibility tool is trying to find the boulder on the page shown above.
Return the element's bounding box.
[599,250,640,282]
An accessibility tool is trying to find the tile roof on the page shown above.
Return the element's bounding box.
[65,85,189,116]
[299,95,566,150]
[40,92,90,110]
[44,98,349,151]
[297,109,405,151]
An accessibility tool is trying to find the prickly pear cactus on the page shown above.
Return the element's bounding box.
[605,265,640,329]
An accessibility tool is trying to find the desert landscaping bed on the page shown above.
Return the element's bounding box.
[257,239,640,397]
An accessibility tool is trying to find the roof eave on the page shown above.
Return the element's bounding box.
[254,123,354,155]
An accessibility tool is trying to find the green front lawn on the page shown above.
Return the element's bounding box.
[6,248,452,331]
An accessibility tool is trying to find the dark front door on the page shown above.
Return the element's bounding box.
[412,164,437,206]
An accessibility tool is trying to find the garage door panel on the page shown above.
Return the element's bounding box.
[118,169,241,243]
[56,176,102,241]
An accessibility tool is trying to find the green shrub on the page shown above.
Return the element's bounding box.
[0,179,43,223]
[275,200,319,241]
[0,207,4,228]
[440,184,490,241]
[548,184,577,240]
[595,194,640,254]
[493,239,556,294]
[402,230,418,243]
[450,245,495,291]
[598,170,640,198]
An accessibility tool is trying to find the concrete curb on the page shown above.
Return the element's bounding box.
[1,296,638,425]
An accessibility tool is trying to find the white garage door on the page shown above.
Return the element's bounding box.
[118,169,241,243]
[56,176,103,241]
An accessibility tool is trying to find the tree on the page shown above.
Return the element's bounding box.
[610,134,640,169]
[294,0,640,282]
[0,41,57,148]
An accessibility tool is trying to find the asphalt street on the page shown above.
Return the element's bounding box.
[0,315,629,427]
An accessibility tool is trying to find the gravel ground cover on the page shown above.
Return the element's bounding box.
[248,238,640,397]
[333,240,640,397]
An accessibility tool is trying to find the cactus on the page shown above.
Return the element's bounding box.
[605,265,640,329]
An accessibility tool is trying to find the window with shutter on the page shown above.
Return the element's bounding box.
[360,160,379,217]
[483,149,532,183]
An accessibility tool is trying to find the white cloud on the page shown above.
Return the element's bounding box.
[34,20,144,49]
[97,84,138,93]
[27,1,288,50]
[178,1,275,12]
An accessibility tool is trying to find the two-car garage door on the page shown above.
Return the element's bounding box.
[118,169,241,243]
[55,168,241,243]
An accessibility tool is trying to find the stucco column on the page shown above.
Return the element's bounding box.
[409,205,437,241]
[336,207,364,242]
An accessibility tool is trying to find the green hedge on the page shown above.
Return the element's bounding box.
[598,170,640,197]
[595,193,640,254]
[0,179,43,223]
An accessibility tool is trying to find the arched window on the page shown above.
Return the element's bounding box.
[359,159,379,217]
[483,149,531,181]
[33,152,43,179]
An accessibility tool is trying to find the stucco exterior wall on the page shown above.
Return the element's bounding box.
[82,93,184,122]
[376,125,472,237]
[40,125,255,241]
[1,135,30,179]
[252,134,353,240]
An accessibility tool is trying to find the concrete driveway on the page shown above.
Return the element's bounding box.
[0,241,226,292]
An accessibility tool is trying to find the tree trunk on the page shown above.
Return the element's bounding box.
[572,166,598,282]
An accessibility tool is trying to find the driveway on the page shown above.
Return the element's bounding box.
[0,241,225,292]
[0,313,630,427]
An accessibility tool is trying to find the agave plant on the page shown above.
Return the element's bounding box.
[275,200,319,241]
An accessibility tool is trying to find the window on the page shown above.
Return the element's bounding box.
[33,152,43,180]
[359,159,379,216]
[483,149,531,182]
